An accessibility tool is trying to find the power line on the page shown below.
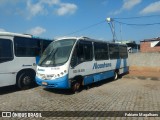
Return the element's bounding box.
[64,20,106,36]
[114,20,160,26]
[106,15,160,42]
[113,15,160,19]
[63,15,160,37]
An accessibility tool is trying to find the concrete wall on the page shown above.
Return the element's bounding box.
[128,52,160,72]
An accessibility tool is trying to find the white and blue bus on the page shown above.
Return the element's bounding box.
[36,37,128,92]
[0,32,52,89]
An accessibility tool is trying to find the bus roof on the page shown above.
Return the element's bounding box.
[55,36,126,46]
[0,32,32,38]
[0,32,53,41]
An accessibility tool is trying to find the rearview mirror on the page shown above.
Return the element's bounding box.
[71,56,77,68]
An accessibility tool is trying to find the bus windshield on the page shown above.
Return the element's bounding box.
[39,39,76,67]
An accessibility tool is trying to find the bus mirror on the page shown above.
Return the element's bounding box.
[71,57,77,68]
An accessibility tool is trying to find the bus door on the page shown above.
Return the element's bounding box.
[69,40,94,83]
[0,38,15,87]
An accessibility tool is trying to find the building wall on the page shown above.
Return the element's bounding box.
[140,41,160,52]
[129,52,160,67]
[128,52,160,73]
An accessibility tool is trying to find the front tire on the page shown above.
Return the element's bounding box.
[71,81,81,93]
[17,72,35,89]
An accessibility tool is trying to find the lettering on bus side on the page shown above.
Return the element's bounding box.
[73,69,85,73]
[93,63,111,69]
[37,68,45,71]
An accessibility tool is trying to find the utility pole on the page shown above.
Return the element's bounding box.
[106,17,116,42]
[120,23,122,43]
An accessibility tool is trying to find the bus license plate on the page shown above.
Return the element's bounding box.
[42,82,48,86]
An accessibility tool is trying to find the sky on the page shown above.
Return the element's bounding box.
[0,0,160,43]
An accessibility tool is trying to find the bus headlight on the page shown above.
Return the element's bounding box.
[36,73,45,79]
[36,71,67,80]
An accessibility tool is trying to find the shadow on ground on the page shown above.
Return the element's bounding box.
[0,85,38,95]
[0,74,128,95]
[0,85,20,95]
[43,77,117,95]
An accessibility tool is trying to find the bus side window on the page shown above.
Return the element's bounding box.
[119,45,128,59]
[14,37,39,57]
[94,42,109,60]
[71,41,93,67]
[0,39,13,63]
[77,40,93,62]
[109,44,120,59]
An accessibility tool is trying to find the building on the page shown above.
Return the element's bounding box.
[116,40,140,53]
[140,37,160,52]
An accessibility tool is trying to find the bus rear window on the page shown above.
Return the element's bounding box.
[119,45,128,59]
[14,36,52,57]
[0,39,13,63]
[109,44,120,59]
[14,36,40,57]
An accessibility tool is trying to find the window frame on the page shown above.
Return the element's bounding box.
[70,40,93,67]
[109,44,120,59]
[14,36,41,57]
[0,38,13,63]
[94,42,109,61]
[78,40,93,62]
[119,45,128,59]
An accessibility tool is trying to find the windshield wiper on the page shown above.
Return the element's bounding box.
[48,48,58,66]
[39,48,55,66]
[39,48,59,67]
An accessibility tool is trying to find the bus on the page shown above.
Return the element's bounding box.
[36,37,128,92]
[0,32,52,89]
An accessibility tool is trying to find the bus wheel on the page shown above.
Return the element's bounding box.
[17,72,34,89]
[71,81,81,93]
[114,71,119,80]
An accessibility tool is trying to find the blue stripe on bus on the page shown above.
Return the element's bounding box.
[36,56,40,64]
[123,59,127,67]
[36,74,70,89]
[116,59,121,69]
[123,59,127,73]
[83,71,114,85]
[123,66,128,73]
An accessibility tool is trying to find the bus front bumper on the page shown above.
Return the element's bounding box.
[35,74,70,89]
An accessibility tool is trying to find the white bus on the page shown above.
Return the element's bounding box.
[36,37,128,92]
[0,32,52,89]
